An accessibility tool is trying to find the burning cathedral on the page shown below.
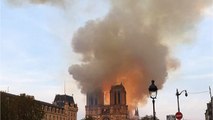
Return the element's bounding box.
[85,83,129,120]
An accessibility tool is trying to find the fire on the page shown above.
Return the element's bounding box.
[6,0,212,114]
[69,0,211,113]
[101,66,150,111]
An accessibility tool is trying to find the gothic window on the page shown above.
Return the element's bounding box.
[114,91,116,104]
[90,96,93,105]
[118,91,121,104]
[95,97,98,105]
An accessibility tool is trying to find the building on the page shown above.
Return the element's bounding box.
[166,115,175,120]
[205,97,213,120]
[0,92,78,120]
[85,83,129,120]
[140,115,159,120]
[41,94,78,120]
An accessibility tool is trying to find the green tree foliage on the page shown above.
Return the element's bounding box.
[1,92,44,120]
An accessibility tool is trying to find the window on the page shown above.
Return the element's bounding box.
[118,91,121,104]
[90,96,93,105]
[114,91,117,104]
[95,97,98,105]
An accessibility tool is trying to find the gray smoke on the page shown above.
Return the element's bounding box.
[69,0,212,109]
[6,0,211,109]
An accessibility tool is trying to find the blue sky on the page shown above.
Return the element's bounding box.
[0,0,212,120]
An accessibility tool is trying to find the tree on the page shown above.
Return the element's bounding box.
[1,92,44,120]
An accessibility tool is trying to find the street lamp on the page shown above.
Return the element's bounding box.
[149,80,158,120]
[176,89,188,112]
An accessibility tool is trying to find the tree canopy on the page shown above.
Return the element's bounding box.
[1,92,44,120]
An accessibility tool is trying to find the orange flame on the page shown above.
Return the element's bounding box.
[102,66,150,111]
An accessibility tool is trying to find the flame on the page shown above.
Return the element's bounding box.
[101,66,150,110]
[68,0,212,112]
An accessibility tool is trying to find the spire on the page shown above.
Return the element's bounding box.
[209,86,212,100]
[134,107,139,116]
[120,82,124,87]
[64,79,66,95]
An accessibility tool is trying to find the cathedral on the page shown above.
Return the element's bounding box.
[85,83,129,120]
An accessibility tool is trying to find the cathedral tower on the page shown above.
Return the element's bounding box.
[86,90,104,106]
[85,83,128,120]
[85,89,104,118]
[110,83,126,105]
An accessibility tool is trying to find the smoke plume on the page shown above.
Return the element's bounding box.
[7,0,211,110]
[69,0,212,109]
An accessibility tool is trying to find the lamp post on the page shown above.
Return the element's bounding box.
[176,89,188,112]
[149,80,158,120]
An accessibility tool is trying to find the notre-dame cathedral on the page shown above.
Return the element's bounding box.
[85,83,129,120]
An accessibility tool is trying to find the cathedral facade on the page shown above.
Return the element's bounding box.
[85,83,129,120]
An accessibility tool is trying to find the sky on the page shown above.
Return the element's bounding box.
[0,0,213,120]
